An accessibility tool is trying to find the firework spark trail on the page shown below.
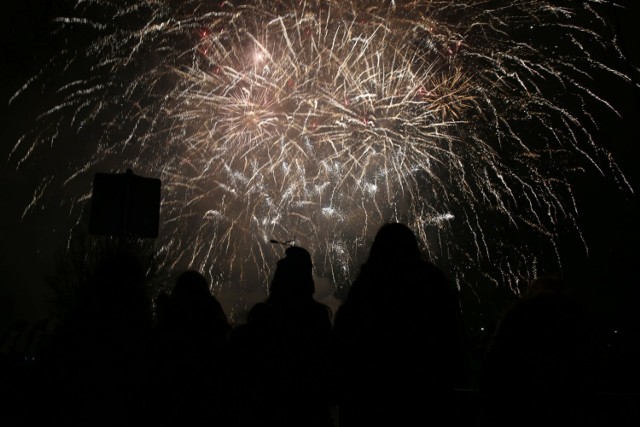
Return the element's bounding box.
[8,0,635,305]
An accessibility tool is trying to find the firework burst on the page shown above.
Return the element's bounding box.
[9,0,635,306]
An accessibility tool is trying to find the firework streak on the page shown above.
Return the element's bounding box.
[9,0,635,298]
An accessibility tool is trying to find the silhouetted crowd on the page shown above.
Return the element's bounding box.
[1,223,636,426]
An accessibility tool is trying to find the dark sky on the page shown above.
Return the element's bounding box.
[1,1,639,335]
[554,2,640,332]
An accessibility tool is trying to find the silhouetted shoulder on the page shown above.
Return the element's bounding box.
[228,245,333,427]
[140,270,230,426]
[481,275,601,426]
[332,223,466,427]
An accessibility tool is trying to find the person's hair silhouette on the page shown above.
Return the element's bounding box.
[268,246,316,301]
[332,222,467,426]
[366,221,421,264]
[162,270,230,341]
[141,270,230,426]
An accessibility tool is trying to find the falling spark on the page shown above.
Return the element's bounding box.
[9,0,635,302]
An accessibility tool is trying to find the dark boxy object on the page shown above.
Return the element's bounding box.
[89,169,161,238]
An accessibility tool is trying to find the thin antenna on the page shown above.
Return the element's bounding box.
[270,237,296,247]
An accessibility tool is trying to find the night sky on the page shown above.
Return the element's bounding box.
[1,0,639,360]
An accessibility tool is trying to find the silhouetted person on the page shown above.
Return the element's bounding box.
[44,251,152,426]
[140,270,231,426]
[229,246,333,427]
[480,275,601,426]
[332,222,466,427]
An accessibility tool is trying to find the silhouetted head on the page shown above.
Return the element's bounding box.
[366,222,422,267]
[163,270,229,334]
[269,246,315,300]
[172,270,211,301]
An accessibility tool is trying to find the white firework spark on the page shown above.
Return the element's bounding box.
[8,0,635,305]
